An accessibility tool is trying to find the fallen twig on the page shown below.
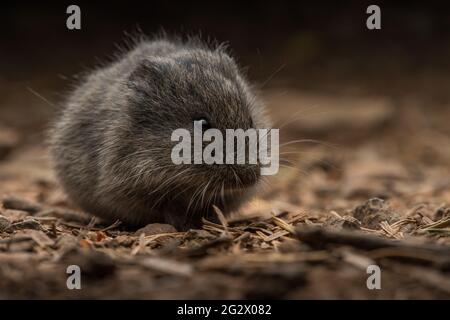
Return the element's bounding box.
[295,226,450,254]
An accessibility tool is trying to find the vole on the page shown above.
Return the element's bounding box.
[50,36,270,230]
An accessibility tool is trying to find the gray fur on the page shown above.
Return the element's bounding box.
[50,37,270,230]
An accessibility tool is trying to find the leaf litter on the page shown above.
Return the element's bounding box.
[1,91,450,298]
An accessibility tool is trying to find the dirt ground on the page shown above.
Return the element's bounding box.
[1,85,450,299]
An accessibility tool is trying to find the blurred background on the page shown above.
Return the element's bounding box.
[1,0,450,205]
[1,1,450,135]
[3,0,450,197]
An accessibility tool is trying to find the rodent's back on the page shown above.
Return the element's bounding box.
[51,37,269,229]
[52,41,177,220]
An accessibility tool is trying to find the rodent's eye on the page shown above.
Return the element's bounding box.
[193,117,211,130]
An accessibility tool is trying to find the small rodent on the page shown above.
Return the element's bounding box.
[51,36,270,230]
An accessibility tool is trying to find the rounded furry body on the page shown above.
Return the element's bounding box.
[51,37,270,230]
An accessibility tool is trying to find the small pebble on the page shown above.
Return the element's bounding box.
[0,215,11,231]
[352,198,400,229]
[135,223,177,236]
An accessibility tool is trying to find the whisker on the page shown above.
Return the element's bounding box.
[26,87,59,110]
[279,139,338,149]
[259,63,286,88]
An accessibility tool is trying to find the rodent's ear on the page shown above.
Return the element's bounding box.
[128,59,167,89]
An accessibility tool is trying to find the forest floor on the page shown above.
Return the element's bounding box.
[1,89,450,299]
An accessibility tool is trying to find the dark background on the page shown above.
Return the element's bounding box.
[1,1,450,131]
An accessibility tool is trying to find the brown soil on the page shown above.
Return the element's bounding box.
[1,89,450,299]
